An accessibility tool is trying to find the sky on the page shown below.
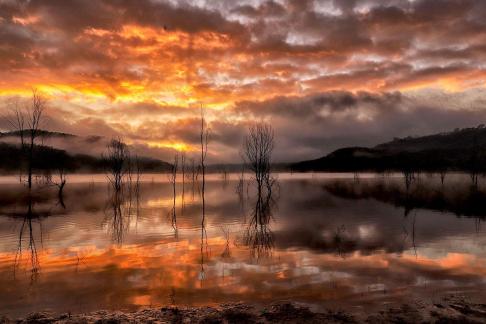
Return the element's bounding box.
[1,0,486,163]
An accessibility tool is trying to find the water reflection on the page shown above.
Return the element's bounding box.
[0,189,69,284]
[324,176,486,218]
[242,180,277,261]
[105,189,130,245]
[0,174,485,317]
[14,197,41,282]
[199,163,208,288]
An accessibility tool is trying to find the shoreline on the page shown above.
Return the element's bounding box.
[2,295,486,323]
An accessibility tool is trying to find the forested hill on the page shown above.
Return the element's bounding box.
[291,125,486,172]
[0,130,75,139]
[0,129,172,173]
[0,142,171,173]
[374,125,486,152]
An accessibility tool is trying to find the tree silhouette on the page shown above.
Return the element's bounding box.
[103,138,129,192]
[243,122,274,195]
[5,89,46,189]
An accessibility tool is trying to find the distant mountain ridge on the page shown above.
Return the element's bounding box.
[0,129,75,138]
[291,125,486,172]
[0,129,172,173]
[374,125,486,152]
[0,142,172,173]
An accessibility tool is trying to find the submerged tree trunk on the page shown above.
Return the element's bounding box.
[58,181,66,209]
[28,140,34,189]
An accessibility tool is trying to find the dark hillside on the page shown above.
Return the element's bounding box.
[0,142,171,173]
[292,125,486,172]
[375,125,486,152]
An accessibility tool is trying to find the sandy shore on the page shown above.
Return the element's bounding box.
[2,295,486,323]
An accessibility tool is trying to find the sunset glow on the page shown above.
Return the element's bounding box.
[1,0,486,163]
[2,2,486,320]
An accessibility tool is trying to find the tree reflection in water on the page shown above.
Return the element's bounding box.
[0,187,69,285]
[104,183,140,245]
[14,196,41,283]
[242,179,278,261]
[324,178,486,219]
[199,184,209,287]
[199,221,208,287]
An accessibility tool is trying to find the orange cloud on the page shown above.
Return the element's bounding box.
[2,0,486,162]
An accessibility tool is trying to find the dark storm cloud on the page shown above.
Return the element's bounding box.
[235,91,403,118]
[15,89,486,163]
[20,0,246,36]
[1,0,486,163]
[0,0,247,73]
[3,0,486,91]
[231,1,287,18]
[232,90,486,162]
[104,102,194,118]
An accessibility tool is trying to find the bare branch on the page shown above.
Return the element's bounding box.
[3,89,47,189]
[103,137,129,192]
[242,122,274,191]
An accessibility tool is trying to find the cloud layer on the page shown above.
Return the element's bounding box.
[1,0,486,162]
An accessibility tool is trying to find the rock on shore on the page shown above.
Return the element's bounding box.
[2,295,486,323]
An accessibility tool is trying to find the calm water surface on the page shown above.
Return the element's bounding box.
[0,173,485,317]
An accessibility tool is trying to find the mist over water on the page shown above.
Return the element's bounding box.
[0,173,485,317]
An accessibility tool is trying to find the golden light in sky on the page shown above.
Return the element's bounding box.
[1,0,486,162]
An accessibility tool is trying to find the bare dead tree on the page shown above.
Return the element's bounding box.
[134,155,141,197]
[194,164,202,197]
[239,123,278,261]
[57,168,67,207]
[221,167,228,182]
[243,122,274,195]
[200,105,209,225]
[4,90,46,189]
[439,169,447,186]
[235,165,245,197]
[402,167,415,192]
[126,151,134,195]
[26,91,45,189]
[42,152,70,203]
[168,153,179,230]
[132,155,142,231]
[187,157,196,201]
[198,105,210,281]
[47,166,67,208]
[103,138,129,192]
[189,158,196,183]
[195,162,201,181]
[468,137,481,188]
[200,106,209,185]
[180,152,186,211]
[181,152,186,185]
[183,157,192,181]
[102,149,136,246]
[220,226,231,259]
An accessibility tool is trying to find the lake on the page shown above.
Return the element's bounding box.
[0,173,485,317]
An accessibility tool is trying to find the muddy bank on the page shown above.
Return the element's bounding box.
[2,295,486,323]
